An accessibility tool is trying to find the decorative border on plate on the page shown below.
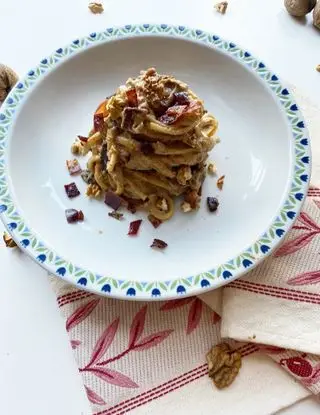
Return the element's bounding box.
[0,24,311,299]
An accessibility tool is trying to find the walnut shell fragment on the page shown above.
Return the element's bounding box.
[206,343,242,389]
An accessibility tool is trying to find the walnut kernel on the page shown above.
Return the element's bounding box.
[215,1,228,14]
[71,141,84,156]
[181,201,192,213]
[88,2,104,14]
[86,183,102,198]
[177,165,192,185]
[207,162,217,175]
[206,343,242,389]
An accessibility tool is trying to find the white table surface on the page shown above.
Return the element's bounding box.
[0,0,320,414]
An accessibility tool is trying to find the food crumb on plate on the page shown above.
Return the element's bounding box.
[151,238,168,249]
[65,209,84,223]
[66,159,82,175]
[207,197,219,212]
[108,211,124,220]
[207,161,217,175]
[86,183,102,198]
[148,214,162,228]
[128,219,142,236]
[64,182,80,198]
[217,175,225,190]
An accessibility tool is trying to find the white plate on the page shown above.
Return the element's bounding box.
[0,25,310,299]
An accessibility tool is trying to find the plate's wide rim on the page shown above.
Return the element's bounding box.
[0,24,311,300]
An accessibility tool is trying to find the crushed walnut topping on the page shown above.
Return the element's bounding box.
[156,198,169,212]
[215,1,228,14]
[86,183,102,198]
[88,2,104,14]
[184,190,200,210]
[206,343,242,389]
[71,141,84,156]
[207,162,217,175]
[177,165,192,185]
[3,232,17,248]
[181,201,192,213]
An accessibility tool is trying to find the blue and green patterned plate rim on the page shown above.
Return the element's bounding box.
[0,24,311,300]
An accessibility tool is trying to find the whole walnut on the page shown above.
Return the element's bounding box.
[284,0,316,16]
[314,1,320,29]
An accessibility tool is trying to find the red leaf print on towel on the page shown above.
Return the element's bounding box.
[274,232,318,257]
[79,305,173,391]
[314,199,320,209]
[287,270,320,286]
[212,311,221,324]
[85,385,106,405]
[161,297,203,334]
[187,298,203,335]
[70,340,81,349]
[86,318,120,367]
[298,212,320,231]
[128,305,147,347]
[159,298,194,311]
[133,330,174,351]
[86,367,139,388]
[66,298,100,331]
[276,212,320,257]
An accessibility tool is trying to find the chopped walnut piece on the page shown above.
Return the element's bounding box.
[217,175,225,190]
[86,183,102,198]
[177,166,192,185]
[156,198,168,212]
[207,162,217,175]
[206,343,242,389]
[88,2,104,14]
[215,1,228,14]
[181,201,192,213]
[184,190,200,209]
[3,232,17,248]
[71,141,84,156]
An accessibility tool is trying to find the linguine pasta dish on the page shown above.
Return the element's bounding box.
[72,68,219,221]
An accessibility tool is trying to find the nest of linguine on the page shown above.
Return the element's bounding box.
[73,68,219,221]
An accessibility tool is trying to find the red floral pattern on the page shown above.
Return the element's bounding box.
[275,212,320,257]
[65,304,175,400]
[160,297,204,335]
